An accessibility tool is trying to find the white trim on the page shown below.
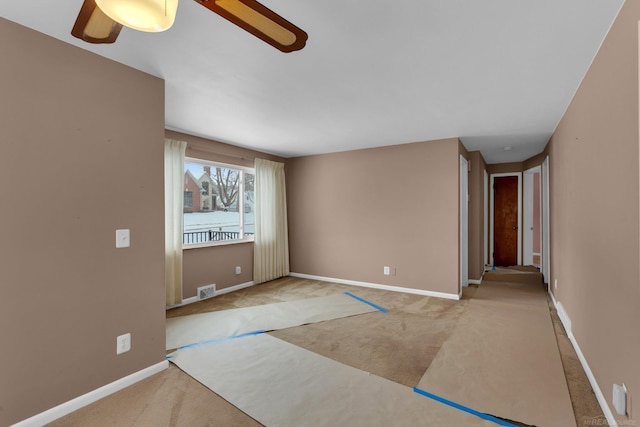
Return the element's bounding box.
[183,237,254,250]
[548,292,617,426]
[460,155,469,290]
[489,172,522,266]
[484,170,489,266]
[166,296,198,310]
[215,281,255,296]
[11,361,168,427]
[468,278,482,285]
[289,272,460,301]
[542,156,551,284]
[523,167,537,265]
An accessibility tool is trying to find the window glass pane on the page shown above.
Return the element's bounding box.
[183,161,253,245]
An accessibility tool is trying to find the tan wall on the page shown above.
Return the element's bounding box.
[0,19,166,425]
[286,138,461,295]
[487,161,524,175]
[523,152,546,171]
[547,0,639,420]
[468,151,488,280]
[165,130,285,298]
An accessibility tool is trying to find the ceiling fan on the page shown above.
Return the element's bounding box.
[71,0,308,53]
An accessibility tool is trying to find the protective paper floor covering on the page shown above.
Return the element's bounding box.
[166,293,377,350]
[169,333,496,427]
[418,281,575,427]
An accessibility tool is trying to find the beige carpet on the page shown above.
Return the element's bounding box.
[418,278,575,426]
[166,292,378,350]
[47,275,606,426]
[169,333,498,426]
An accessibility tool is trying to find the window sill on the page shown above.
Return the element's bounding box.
[183,237,254,250]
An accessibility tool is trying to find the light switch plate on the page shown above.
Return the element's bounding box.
[116,229,130,248]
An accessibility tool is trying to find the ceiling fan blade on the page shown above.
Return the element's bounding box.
[195,0,308,53]
[71,0,122,44]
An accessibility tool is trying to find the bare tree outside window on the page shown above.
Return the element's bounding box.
[213,167,239,211]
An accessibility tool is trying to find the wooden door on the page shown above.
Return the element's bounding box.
[494,176,518,266]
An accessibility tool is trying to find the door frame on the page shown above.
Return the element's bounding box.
[459,155,469,294]
[484,170,489,267]
[541,156,551,286]
[523,166,541,266]
[489,172,522,266]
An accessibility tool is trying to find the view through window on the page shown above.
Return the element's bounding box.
[183,159,254,246]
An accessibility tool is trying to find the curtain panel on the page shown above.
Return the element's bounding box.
[254,158,290,284]
[165,139,187,305]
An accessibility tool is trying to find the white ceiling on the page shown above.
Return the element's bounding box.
[1,0,623,163]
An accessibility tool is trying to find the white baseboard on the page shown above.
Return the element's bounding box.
[289,272,460,300]
[166,281,256,310]
[467,271,484,285]
[215,281,255,296]
[166,296,198,310]
[12,360,168,427]
[549,292,616,425]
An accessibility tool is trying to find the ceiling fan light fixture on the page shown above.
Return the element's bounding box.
[94,0,179,32]
[71,0,122,43]
[196,0,307,52]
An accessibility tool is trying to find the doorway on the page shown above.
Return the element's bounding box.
[459,155,469,292]
[490,173,522,267]
[523,166,541,267]
[541,156,551,285]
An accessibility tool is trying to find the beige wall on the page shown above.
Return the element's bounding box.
[166,130,285,298]
[0,19,166,425]
[547,0,639,420]
[487,161,524,175]
[286,138,461,296]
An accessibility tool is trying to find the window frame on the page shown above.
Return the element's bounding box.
[183,157,255,249]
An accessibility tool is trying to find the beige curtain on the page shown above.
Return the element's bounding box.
[254,158,290,284]
[165,139,187,305]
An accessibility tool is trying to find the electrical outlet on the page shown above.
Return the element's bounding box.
[116,333,131,355]
[554,279,558,290]
[115,229,130,248]
[235,266,241,275]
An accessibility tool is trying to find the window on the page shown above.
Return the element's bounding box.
[184,191,193,209]
[183,158,254,247]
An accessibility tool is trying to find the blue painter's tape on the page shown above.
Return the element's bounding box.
[413,387,517,427]
[343,292,389,313]
[176,330,266,351]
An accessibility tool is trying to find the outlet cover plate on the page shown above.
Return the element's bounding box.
[115,229,130,248]
[117,333,131,355]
